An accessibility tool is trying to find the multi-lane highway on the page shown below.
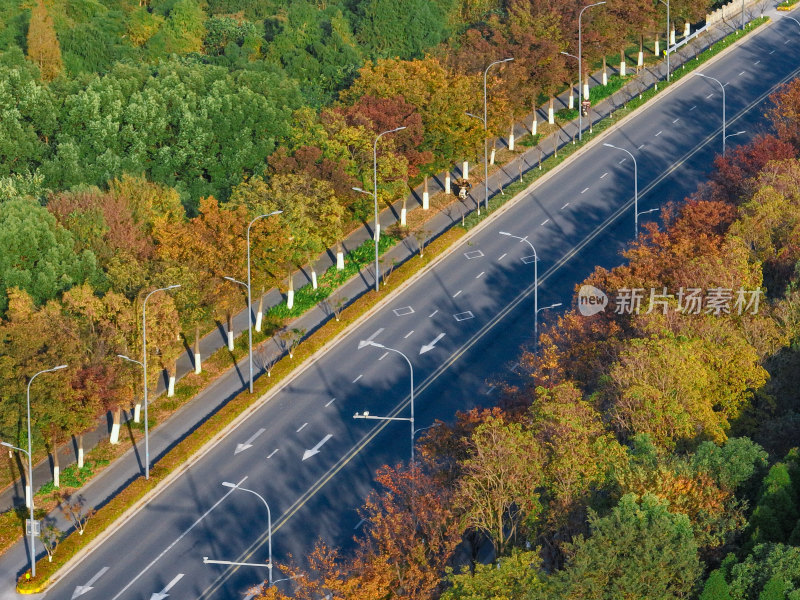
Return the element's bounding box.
[24,12,800,600]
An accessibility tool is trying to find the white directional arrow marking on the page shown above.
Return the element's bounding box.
[72,566,109,598]
[150,573,184,600]
[302,434,333,461]
[419,333,446,355]
[235,428,265,455]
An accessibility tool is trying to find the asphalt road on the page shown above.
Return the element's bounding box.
[20,12,800,600]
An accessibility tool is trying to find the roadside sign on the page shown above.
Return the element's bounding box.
[25,519,40,537]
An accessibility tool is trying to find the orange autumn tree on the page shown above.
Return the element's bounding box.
[26,0,62,82]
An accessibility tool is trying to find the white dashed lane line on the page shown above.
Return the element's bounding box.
[267,449,279,459]
[755,60,761,65]
[297,423,308,433]
[498,253,507,261]
[561,202,570,210]
[655,130,662,137]
[541,218,550,226]
[690,105,697,111]
[706,93,714,99]
[378,352,388,361]
[475,271,485,279]
[637,144,645,150]
[453,290,462,298]
[600,172,608,179]
[325,398,336,407]
[770,49,776,54]
[428,309,438,317]
[673,118,680,123]
[581,187,589,194]
[352,374,363,383]
[619,158,627,164]
[738,71,746,76]
[404,330,414,339]
[785,40,791,45]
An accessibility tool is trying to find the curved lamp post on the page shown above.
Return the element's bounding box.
[577,2,606,140]
[694,73,726,155]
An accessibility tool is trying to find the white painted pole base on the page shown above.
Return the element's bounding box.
[400,207,407,225]
[620,61,626,77]
[110,423,120,445]
[195,354,201,374]
[53,466,59,488]
[25,485,31,509]
[603,70,608,85]
[531,117,537,135]
[489,148,496,165]
[287,290,294,310]
[583,83,589,99]
[168,375,175,397]
[508,131,515,151]
[671,29,676,45]
[77,447,84,469]
[655,40,660,55]
[374,223,380,242]
[336,251,344,270]
[462,161,469,180]
[637,51,644,67]
[422,191,429,210]
[134,403,141,423]
[548,107,554,124]
[311,270,318,290]
[568,92,574,109]
[445,174,451,194]
[684,22,690,37]
[255,310,262,332]
[227,331,234,351]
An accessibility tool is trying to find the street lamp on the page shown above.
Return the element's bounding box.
[724,130,747,143]
[4,364,67,578]
[603,142,639,239]
[498,231,543,351]
[658,0,671,80]
[537,302,563,314]
[355,341,415,465]
[235,211,283,395]
[353,126,406,294]
[694,73,727,155]
[219,479,274,585]
[140,284,180,480]
[474,58,514,214]
[576,2,606,140]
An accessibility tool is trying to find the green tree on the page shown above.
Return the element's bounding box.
[442,549,545,600]
[701,570,733,600]
[548,493,702,600]
[0,197,100,316]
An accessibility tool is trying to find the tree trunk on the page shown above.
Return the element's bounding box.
[602,56,608,85]
[583,74,589,102]
[568,83,575,109]
[52,436,60,488]
[422,175,429,210]
[654,37,660,56]
[445,172,451,194]
[508,119,515,151]
[670,25,676,45]
[462,160,469,180]
[638,35,644,68]
[110,407,121,444]
[401,196,407,226]
[336,241,344,270]
[194,323,201,373]
[548,96,555,124]
[167,358,176,397]
[620,47,626,76]
[684,22,690,38]
[286,271,294,310]
[490,140,497,165]
[255,290,264,331]
[310,262,318,290]
[77,434,84,468]
[531,104,538,135]
[226,312,234,351]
